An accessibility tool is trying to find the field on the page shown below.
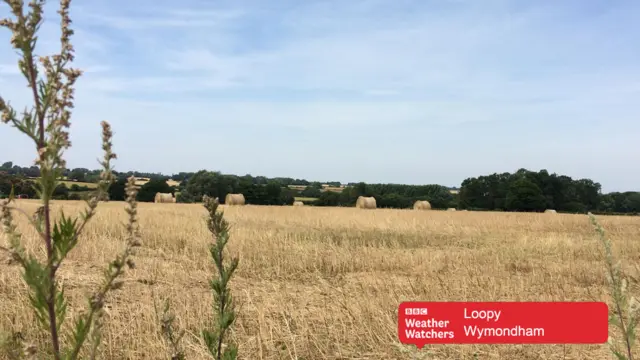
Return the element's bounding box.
[1,200,639,359]
[288,185,343,193]
[134,178,181,188]
[58,180,98,189]
[27,178,180,189]
[293,196,319,202]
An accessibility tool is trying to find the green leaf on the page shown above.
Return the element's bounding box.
[22,256,50,331]
[220,311,235,329]
[210,279,222,295]
[52,210,80,263]
[625,317,637,348]
[222,345,238,360]
[71,314,90,353]
[610,347,627,360]
[202,329,218,355]
[610,313,622,327]
[55,282,68,330]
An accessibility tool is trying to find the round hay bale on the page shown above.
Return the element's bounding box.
[356,196,376,209]
[447,208,457,211]
[544,209,557,214]
[225,193,246,206]
[293,201,304,206]
[154,192,174,203]
[413,200,431,210]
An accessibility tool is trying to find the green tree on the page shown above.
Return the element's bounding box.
[301,186,322,198]
[137,179,174,202]
[505,178,547,212]
[108,178,127,201]
[68,168,88,182]
[52,183,69,200]
[176,190,196,203]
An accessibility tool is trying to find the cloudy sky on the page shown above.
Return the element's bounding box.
[1,0,639,192]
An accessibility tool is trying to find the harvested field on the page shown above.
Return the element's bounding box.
[1,200,639,359]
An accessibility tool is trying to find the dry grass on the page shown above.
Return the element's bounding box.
[1,200,639,359]
[322,187,344,193]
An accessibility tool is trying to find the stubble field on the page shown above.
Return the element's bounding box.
[1,200,639,359]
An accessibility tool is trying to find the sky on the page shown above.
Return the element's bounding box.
[0,0,639,192]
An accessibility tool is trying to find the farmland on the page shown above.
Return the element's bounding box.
[58,180,98,189]
[1,200,638,359]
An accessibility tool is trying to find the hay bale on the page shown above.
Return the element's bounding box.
[447,208,457,211]
[154,192,174,203]
[544,209,557,214]
[413,200,431,210]
[356,196,376,209]
[293,201,304,206]
[225,193,246,206]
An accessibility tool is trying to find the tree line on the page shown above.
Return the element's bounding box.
[459,168,639,214]
[1,161,638,214]
[0,161,339,187]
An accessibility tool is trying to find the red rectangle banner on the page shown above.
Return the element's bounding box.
[398,301,608,347]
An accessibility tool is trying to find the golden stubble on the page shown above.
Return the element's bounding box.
[2,200,639,359]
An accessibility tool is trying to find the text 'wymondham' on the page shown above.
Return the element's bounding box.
[463,325,545,339]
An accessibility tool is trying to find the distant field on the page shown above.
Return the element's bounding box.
[323,186,343,192]
[60,180,98,188]
[288,184,460,194]
[133,178,181,187]
[288,184,343,193]
[1,200,635,359]
[294,196,318,202]
[25,177,99,189]
[26,177,180,189]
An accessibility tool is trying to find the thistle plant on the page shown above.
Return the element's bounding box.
[0,0,141,358]
[152,289,186,360]
[202,195,239,360]
[589,213,639,360]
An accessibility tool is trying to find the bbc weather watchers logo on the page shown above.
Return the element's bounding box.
[405,307,428,315]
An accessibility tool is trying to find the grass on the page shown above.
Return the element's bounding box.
[2,200,638,359]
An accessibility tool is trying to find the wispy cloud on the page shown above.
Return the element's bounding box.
[80,10,243,30]
[1,0,639,191]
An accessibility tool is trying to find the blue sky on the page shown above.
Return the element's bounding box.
[1,0,639,192]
